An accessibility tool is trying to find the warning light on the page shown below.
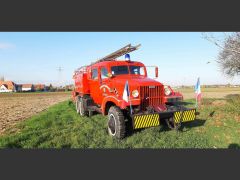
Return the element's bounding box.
[125,54,130,61]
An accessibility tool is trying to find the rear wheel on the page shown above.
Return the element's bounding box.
[76,99,80,114]
[165,117,181,130]
[76,97,88,116]
[107,106,126,139]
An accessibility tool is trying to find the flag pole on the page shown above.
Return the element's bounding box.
[195,77,201,109]
[127,81,133,115]
[195,94,198,108]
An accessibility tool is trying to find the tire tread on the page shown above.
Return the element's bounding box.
[108,106,126,139]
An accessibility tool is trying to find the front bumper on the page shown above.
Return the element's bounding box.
[164,96,183,103]
[132,108,197,129]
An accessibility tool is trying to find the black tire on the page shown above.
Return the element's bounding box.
[107,106,126,139]
[165,117,181,130]
[77,97,88,117]
[88,110,93,117]
[76,98,80,114]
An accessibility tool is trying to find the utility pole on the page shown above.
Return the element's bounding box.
[0,76,4,81]
[57,67,63,88]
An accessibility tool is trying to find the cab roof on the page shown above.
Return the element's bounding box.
[89,60,145,67]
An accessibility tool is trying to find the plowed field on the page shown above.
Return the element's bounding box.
[0,92,71,134]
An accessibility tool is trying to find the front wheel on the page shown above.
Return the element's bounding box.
[107,106,126,139]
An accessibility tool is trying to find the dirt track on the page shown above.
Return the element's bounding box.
[182,91,240,99]
[0,92,71,134]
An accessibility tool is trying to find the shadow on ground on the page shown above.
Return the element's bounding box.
[225,94,240,99]
[179,119,206,132]
[132,119,207,135]
[228,143,240,149]
[173,101,195,106]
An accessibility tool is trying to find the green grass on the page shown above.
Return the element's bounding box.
[0,97,240,149]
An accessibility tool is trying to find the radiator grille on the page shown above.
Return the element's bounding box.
[140,85,164,110]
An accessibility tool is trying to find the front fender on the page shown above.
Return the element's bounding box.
[101,96,141,115]
[101,96,122,115]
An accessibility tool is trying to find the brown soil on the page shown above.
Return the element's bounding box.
[211,100,227,106]
[0,92,71,135]
[182,91,240,100]
[234,116,240,123]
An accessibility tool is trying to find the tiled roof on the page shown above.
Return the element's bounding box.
[34,84,45,89]
[0,81,15,90]
[22,84,33,88]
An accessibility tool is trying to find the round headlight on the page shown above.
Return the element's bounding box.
[164,86,171,96]
[132,90,139,98]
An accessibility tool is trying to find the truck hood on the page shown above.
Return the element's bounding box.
[112,75,163,87]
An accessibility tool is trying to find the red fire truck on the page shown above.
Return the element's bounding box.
[72,44,197,139]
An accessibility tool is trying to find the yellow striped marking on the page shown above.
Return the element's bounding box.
[134,114,160,129]
[174,109,196,123]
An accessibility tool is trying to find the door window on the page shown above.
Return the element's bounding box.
[92,68,98,80]
[101,67,109,79]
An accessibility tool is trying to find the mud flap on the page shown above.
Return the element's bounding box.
[173,109,196,123]
[133,114,160,129]
[132,108,197,130]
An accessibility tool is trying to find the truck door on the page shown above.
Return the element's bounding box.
[89,67,101,105]
[99,66,111,101]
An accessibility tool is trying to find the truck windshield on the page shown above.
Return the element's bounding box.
[111,66,129,75]
[111,65,145,76]
[130,66,145,75]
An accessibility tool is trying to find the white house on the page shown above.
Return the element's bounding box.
[0,84,12,92]
[22,84,34,92]
[0,81,16,93]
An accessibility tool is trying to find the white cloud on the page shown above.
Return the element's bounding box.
[0,42,15,49]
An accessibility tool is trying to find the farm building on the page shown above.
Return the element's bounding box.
[0,81,17,92]
[0,81,47,93]
[22,84,34,92]
[0,84,11,92]
[34,84,46,91]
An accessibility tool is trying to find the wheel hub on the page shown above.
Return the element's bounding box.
[108,114,116,135]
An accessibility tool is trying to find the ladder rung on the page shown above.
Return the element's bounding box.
[92,43,141,65]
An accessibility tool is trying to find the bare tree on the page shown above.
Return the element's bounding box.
[202,32,240,77]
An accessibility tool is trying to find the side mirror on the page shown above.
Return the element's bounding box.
[107,73,113,78]
[155,67,158,78]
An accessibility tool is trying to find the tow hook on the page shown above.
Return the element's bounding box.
[195,112,200,115]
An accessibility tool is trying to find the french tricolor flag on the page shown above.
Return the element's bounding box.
[122,80,133,114]
[122,80,130,103]
[194,77,202,107]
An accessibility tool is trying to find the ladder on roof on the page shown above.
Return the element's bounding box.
[92,43,141,65]
[74,44,141,75]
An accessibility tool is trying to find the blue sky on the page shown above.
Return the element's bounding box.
[0,32,238,86]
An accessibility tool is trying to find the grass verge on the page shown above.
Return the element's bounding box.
[0,97,239,148]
